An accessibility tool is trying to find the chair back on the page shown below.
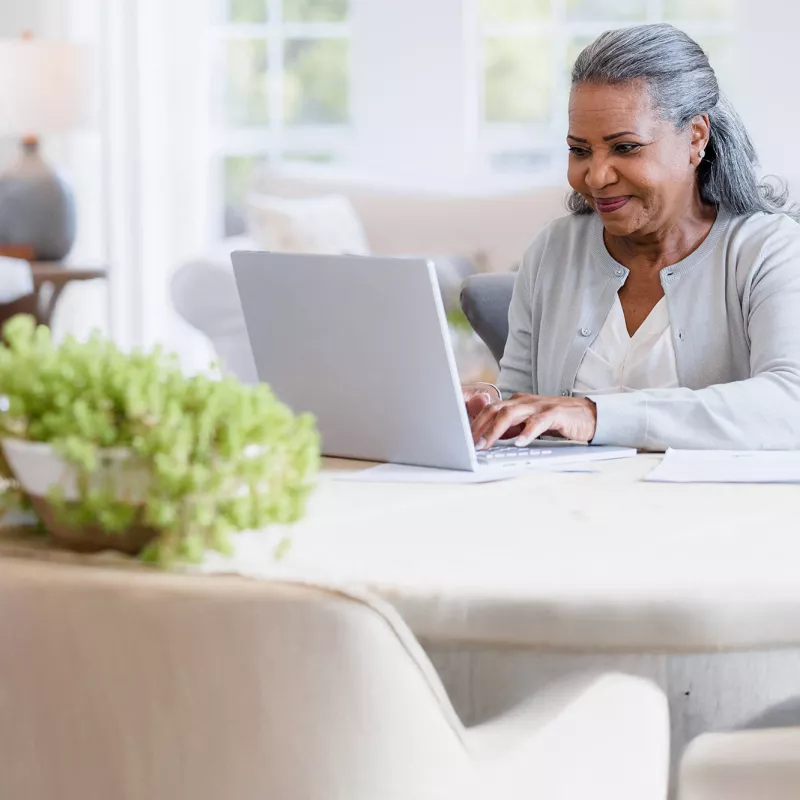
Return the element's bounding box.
[460,272,516,364]
[0,559,469,800]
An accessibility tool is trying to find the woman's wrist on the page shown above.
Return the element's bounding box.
[470,382,502,402]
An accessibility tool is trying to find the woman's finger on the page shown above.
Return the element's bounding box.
[516,411,557,447]
[470,402,502,443]
[478,404,540,450]
[465,392,492,421]
[471,394,530,441]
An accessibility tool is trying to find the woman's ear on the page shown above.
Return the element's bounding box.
[691,113,711,166]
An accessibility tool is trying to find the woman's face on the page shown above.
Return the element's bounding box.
[567,80,705,237]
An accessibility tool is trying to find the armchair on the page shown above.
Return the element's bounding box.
[0,558,670,800]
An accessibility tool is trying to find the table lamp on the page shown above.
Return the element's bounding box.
[0,33,89,261]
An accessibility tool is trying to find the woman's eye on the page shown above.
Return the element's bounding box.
[569,147,589,158]
[615,143,641,155]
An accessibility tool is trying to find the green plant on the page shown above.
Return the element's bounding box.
[0,315,320,566]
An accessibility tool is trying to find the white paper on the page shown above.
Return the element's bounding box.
[336,462,600,484]
[336,463,517,484]
[645,448,800,484]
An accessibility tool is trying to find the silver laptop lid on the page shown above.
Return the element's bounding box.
[232,252,478,470]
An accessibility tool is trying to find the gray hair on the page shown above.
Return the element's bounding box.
[567,23,799,222]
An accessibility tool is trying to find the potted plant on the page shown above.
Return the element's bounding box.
[0,315,320,566]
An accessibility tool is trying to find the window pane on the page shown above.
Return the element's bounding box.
[479,0,550,24]
[484,37,554,124]
[282,151,337,164]
[566,0,647,21]
[227,0,268,23]
[225,40,269,126]
[224,155,268,237]
[284,39,349,124]
[664,0,732,20]
[282,0,348,22]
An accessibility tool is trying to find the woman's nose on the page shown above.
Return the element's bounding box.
[584,155,617,191]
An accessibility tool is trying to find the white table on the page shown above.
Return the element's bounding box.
[216,454,800,789]
[3,453,800,789]
[209,454,800,651]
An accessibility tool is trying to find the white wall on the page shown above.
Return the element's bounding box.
[734,0,800,199]
[351,0,474,180]
[0,0,46,36]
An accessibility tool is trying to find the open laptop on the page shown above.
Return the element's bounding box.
[231,252,634,472]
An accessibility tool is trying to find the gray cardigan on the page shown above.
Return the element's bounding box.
[497,208,800,450]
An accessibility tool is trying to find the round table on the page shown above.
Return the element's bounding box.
[214,454,800,790]
[3,453,800,792]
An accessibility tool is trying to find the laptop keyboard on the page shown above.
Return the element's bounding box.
[476,444,554,464]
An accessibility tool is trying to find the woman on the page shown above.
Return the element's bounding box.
[468,23,800,453]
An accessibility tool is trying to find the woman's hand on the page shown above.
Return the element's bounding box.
[471,393,598,449]
[462,383,502,424]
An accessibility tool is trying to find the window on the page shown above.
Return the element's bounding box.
[213,0,351,235]
[477,0,736,175]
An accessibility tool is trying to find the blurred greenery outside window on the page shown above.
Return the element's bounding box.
[219,0,349,235]
[479,0,736,175]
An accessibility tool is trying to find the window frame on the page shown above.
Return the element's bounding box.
[211,0,353,238]
[473,0,737,176]
[210,0,738,240]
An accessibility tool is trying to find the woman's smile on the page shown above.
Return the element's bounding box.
[594,196,631,214]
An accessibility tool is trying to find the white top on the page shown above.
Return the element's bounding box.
[572,295,680,397]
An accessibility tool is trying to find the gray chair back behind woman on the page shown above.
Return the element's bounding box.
[460,272,516,365]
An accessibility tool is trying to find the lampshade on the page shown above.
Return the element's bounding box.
[0,39,89,137]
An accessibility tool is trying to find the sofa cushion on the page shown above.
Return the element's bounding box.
[247,194,371,256]
[252,166,570,272]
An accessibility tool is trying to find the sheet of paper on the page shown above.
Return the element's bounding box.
[337,463,516,484]
[645,448,800,484]
[337,462,596,484]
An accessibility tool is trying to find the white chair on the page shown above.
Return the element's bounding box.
[0,558,669,800]
[679,728,800,800]
[171,240,259,383]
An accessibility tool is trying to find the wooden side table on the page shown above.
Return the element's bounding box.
[0,261,108,332]
[28,262,108,328]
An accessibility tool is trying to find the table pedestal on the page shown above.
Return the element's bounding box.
[427,644,800,796]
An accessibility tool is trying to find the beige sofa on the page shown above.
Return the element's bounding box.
[252,167,571,272]
[171,167,571,382]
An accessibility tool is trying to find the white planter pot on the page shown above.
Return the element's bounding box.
[1,438,156,555]
[1,438,151,504]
